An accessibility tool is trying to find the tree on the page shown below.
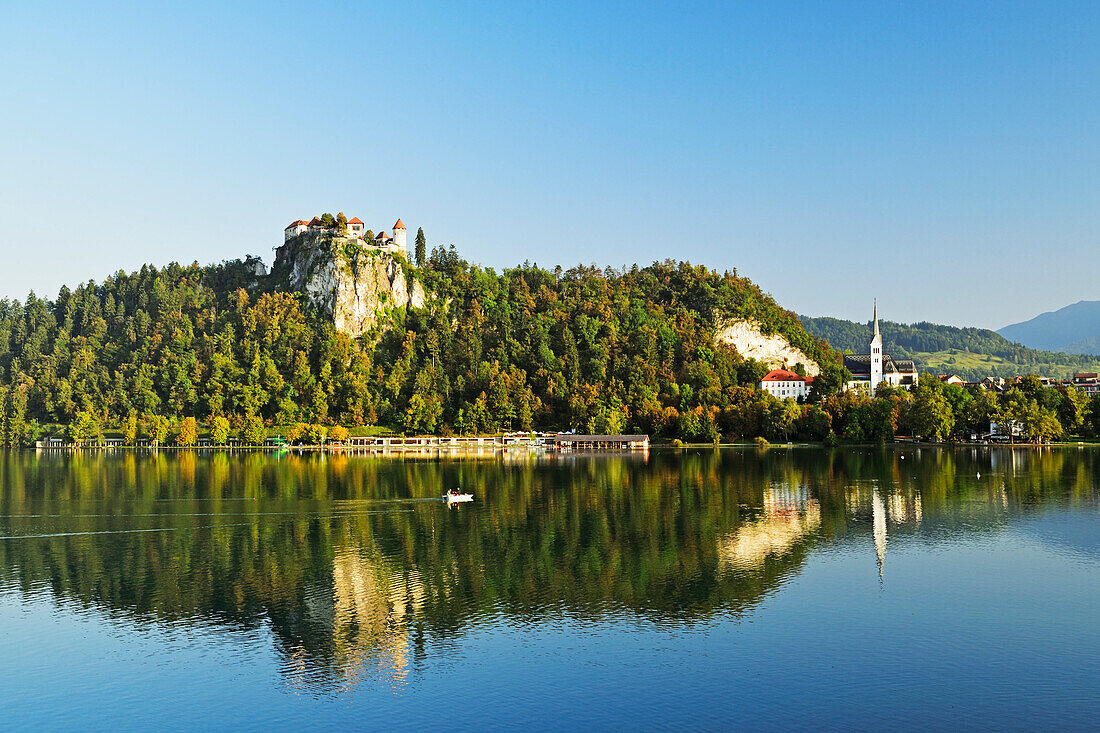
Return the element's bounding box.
[146,415,170,446]
[243,416,266,445]
[1057,386,1087,436]
[808,363,849,403]
[798,404,832,441]
[909,374,955,441]
[415,227,427,267]
[210,416,231,445]
[2,386,29,447]
[961,388,998,435]
[766,399,801,441]
[69,410,100,444]
[303,423,326,444]
[1084,395,1100,439]
[336,212,348,233]
[177,416,198,446]
[320,213,336,228]
[123,412,139,445]
[329,425,349,443]
[287,422,308,444]
[867,396,898,440]
[404,393,443,434]
[1027,405,1062,444]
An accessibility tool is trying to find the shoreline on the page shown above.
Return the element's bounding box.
[19,440,1098,453]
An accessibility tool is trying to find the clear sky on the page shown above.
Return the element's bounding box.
[1,1,1097,329]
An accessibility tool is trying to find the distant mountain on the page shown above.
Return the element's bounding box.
[997,300,1100,355]
[799,314,1100,381]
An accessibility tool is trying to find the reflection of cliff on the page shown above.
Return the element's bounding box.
[328,550,424,688]
[719,486,821,570]
[277,548,426,694]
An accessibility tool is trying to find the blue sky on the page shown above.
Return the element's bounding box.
[1,1,1097,328]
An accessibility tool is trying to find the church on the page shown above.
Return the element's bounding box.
[843,302,918,395]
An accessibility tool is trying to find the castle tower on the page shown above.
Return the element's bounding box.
[870,299,883,394]
[392,219,407,258]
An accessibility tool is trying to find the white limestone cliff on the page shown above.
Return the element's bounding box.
[716,319,820,375]
[272,232,426,337]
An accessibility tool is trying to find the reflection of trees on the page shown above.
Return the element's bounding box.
[0,446,1096,690]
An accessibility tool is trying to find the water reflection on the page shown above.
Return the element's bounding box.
[0,446,1097,694]
[718,485,820,571]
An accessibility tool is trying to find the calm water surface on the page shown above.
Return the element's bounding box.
[0,446,1098,731]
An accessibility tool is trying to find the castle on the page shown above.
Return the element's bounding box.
[285,216,407,257]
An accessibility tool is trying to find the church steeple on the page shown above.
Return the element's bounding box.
[869,299,883,394]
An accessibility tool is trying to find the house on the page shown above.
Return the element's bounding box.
[1070,372,1100,397]
[938,374,965,386]
[760,368,813,400]
[284,219,310,239]
[990,419,1024,441]
[844,302,918,395]
[347,217,365,236]
[978,376,1007,392]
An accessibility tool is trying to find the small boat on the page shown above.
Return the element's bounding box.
[443,488,474,503]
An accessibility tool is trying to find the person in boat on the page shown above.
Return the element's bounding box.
[449,487,462,496]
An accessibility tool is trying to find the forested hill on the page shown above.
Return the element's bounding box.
[0,251,841,444]
[800,315,1100,380]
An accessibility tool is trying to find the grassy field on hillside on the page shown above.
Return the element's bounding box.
[911,348,1100,379]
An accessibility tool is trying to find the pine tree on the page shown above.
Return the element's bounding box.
[415,227,427,267]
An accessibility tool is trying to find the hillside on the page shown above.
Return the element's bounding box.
[997,300,1100,354]
[799,315,1100,381]
[0,240,841,445]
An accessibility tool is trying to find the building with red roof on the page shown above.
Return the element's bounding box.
[760,368,813,400]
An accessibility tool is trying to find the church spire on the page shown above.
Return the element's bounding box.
[873,298,879,338]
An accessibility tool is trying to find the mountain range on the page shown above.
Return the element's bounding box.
[997,300,1100,355]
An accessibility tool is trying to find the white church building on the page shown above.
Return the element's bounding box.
[844,302,918,395]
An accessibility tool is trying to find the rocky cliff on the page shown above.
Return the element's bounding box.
[271,231,426,337]
[716,319,821,375]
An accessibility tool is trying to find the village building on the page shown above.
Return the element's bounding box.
[844,302,918,395]
[977,376,1007,392]
[285,216,408,258]
[760,368,813,400]
[1069,372,1100,397]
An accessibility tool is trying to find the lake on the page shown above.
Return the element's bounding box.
[0,446,1098,730]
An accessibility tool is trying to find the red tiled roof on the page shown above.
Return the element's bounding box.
[308,216,323,226]
[285,219,309,230]
[761,369,808,383]
[348,217,364,224]
[393,218,406,229]
[375,231,387,239]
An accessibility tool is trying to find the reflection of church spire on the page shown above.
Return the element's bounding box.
[872,487,886,584]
